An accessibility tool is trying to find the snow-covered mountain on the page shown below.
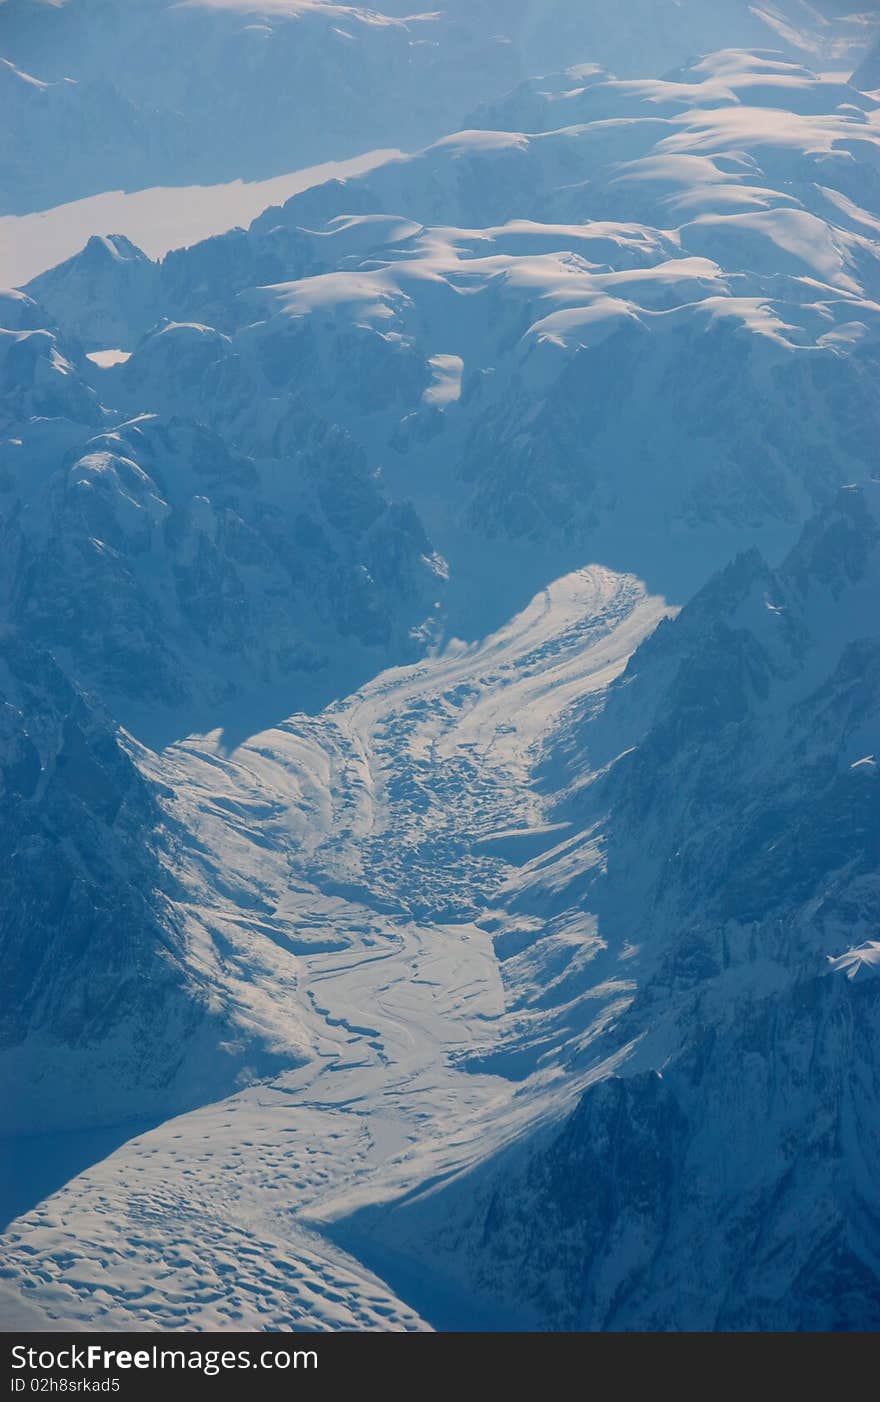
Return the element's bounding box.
[0,282,445,737]
[3,481,876,1330]
[1,0,874,213]
[0,636,266,1136]
[20,46,880,620]
[1,4,879,1335]
[0,1,448,212]
[341,484,880,1330]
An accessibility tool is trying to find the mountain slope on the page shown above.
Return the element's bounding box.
[21,48,880,626]
[348,485,880,1330]
[0,638,260,1135]
[0,280,445,741]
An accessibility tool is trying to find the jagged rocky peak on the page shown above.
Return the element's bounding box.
[24,234,161,352]
[0,638,192,1131]
[783,480,880,599]
[80,233,149,267]
[1,405,445,728]
[0,633,311,1135]
[616,482,880,705]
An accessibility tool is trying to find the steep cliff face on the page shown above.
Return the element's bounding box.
[0,639,214,1132]
[413,979,880,1331]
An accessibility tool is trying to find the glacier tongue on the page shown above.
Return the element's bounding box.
[0,565,668,1329]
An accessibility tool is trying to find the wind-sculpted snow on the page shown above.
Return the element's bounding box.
[2,0,868,214]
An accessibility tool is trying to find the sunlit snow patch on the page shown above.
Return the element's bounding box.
[422,353,463,407]
[85,349,132,368]
[851,755,877,770]
[828,943,880,980]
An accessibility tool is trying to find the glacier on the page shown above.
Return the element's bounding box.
[0,0,879,1334]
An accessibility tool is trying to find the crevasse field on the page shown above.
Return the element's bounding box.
[1,0,880,1332]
